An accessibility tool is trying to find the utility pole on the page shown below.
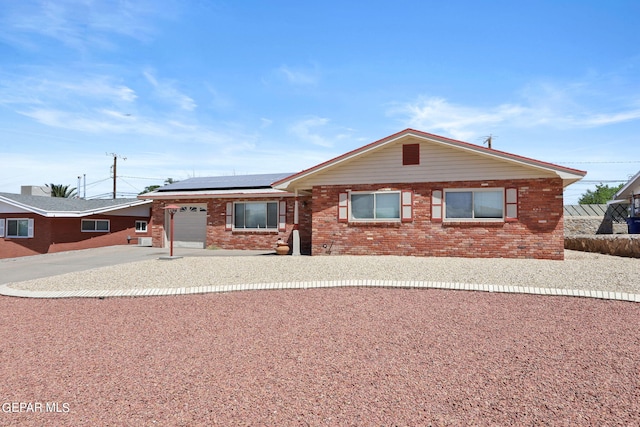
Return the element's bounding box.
[107,153,127,199]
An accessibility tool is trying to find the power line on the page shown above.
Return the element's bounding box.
[84,177,112,187]
[119,177,142,193]
[118,175,165,181]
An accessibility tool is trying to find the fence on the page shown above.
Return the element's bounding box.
[564,204,629,235]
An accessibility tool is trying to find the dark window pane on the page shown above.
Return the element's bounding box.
[8,220,18,236]
[82,220,95,231]
[446,192,472,218]
[234,204,245,228]
[351,194,374,219]
[267,202,278,228]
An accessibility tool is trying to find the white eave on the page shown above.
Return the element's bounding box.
[613,170,640,200]
[0,197,152,218]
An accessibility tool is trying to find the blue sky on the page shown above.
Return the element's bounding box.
[0,0,639,203]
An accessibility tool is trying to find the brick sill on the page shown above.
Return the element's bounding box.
[348,221,402,228]
[231,229,279,234]
[442,221,505,228]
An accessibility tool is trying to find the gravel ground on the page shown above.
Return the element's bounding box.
[1,288,639,426]
[6,250,640,294]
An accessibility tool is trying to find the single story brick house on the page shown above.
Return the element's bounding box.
[0,192,152,259]
[140,129,586,259]
[139,173,313,253]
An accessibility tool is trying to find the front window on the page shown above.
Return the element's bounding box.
[6,219,32,238]
[234,202,278,229]
[351,192,400,220]
[82,219,110,232]
[445,189,504,220]
[135,221,147,233]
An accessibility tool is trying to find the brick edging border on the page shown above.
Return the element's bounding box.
[1,280,639,302]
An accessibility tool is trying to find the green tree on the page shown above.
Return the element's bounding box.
[139,178,177,195]
[578,183,624,204]
[45,183,77,198]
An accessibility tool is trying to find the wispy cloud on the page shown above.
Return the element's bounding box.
[277,64,320,86]
[0,73,137,111]
[16,107,228,145]
[289,116,332,147]
[143,70,197,111]
[392,97,525,140]
[0,73,137,112]
[391,79,640,140]
[288,116,355,148]
[0,0,163,52]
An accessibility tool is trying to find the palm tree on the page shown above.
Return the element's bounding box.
[45,183,77,198]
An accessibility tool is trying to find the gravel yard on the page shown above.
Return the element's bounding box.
[1,250,639,425]
[6,249,640,294]
[1,287,639,426]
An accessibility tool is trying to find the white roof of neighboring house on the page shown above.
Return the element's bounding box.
[274,129,587,190]
[613,170,640,201]
[0,193,151,217]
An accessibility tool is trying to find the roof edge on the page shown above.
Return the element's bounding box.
[0,196,151,217]
[614,169,640,199]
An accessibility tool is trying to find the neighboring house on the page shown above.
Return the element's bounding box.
[140,129,586,260]
[0,192,152,259]
[612,170,640,218]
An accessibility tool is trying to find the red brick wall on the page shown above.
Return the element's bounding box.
[310,178,565,260]
[0,214,152,259]
[151,197,312,253]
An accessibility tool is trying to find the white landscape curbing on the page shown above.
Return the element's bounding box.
[1,279,640,302]
[2,250,638,302]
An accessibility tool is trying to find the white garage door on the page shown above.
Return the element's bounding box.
[166,205,207,249]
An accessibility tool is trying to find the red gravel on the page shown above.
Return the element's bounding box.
[1,288,639,426]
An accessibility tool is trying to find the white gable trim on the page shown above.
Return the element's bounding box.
[0,196,151,218]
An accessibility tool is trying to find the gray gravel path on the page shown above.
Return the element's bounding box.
[5,250,640,295]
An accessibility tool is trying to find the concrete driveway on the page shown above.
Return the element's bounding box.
[0,245,275,285]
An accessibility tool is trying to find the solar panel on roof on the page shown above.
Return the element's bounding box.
[157,172,295,192]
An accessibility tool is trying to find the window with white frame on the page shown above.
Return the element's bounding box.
[135,220,147,233]
[234,202,278,229]
[3,218,34,238]
[81,219,110,232]
[351,192,401,221]
[444,189,504,220]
